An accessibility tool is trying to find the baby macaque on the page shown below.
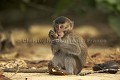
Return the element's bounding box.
[48,16,88,75]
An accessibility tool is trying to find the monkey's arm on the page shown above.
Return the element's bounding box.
[51,39,81,55]
[62,42,81,54]
[77,37,88,66]
[62,35,88,66]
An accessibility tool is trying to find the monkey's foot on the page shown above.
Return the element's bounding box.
[48,66,68,75]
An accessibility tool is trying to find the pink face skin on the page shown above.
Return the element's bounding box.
[57,32,64,39]
[54,24,65,39]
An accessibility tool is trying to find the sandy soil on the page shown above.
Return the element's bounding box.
[4,72,120,80]
[0,26,120,80]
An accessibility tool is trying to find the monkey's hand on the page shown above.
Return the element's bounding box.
[49,30,58,39]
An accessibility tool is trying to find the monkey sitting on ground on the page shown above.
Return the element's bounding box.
[48,16,88,75]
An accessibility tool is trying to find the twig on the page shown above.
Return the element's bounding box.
[79,69,120,76]
[9,64,20,79]
[3,68,48,73]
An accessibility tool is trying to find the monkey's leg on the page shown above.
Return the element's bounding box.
[48,61,54,70]
[48,60,60,71]
[48,56,61,74]
[48,61,55,74]
[63,56,76,75]
[48,58,67,75]
[52,55,61,66]
[64,55,83,75]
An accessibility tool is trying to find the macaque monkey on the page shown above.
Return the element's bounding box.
[48,16,88,75]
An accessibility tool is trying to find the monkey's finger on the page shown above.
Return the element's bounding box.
[50,30,55,35]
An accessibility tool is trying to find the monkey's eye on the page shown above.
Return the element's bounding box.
[55,24,64,29]
[59,25,64,29]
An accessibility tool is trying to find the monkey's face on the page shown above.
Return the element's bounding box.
[53,16,73,33]
[54,22,72,33]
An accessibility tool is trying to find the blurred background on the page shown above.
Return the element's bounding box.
[0,0,120,64]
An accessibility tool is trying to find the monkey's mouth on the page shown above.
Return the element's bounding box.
[57,33,62,36]
[58,34,61,36]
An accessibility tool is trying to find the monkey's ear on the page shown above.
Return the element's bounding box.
[53,20,55,25]
[52,20,56,31]
[71,21,74,29]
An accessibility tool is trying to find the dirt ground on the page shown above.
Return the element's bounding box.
[3,72,120,80]
[1,45,120,80]
[0,25,120,80]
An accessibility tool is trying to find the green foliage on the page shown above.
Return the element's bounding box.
[0,0,120,36]
[96,0,120,36]
[106,0,117,4]
[109,16,120,36]
[54,0,75,16]
[20,3,27,12]
[96,0,113,12]
[96,0,120,13]
[96,0,117,5]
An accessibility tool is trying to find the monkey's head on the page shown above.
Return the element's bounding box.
[53,16,74,33]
